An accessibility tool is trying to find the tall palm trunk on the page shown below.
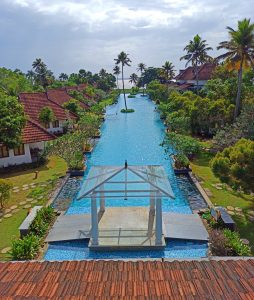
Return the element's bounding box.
[121,63,127,110]
[194,63,199,93]
[234,59,244,120]
[116,75,119,90]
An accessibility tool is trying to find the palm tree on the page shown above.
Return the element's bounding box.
[129,73,138,86]
[113,65,121,90]
[137,63,146,95]
[59,73,69,81]
[180,34,213,90]
[161,61,175,90]
[99,68,107,78]
[114,51,131,110]
[217,18,254,119]
[26,70,35,86]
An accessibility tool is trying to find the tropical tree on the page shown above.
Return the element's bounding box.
[161,61,175,90]
[39,107,55,128]
[32,58,54,89]
[26,70,35,86]
[137,63,146,95]
[0,179,13,209]
[113,65,121,90]
[217,18,254,119]
[180,34,213,89]
[99,68,107,78]
[114,51,132,110]
[0,93,26,148]
[129,73,138,86]
[59,73,68,81]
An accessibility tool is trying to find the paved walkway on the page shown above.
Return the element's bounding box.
[45,207,209,245]
[163,212,209,241]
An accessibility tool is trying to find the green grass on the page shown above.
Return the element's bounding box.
[0,156,67,260]
[191,151,254,252]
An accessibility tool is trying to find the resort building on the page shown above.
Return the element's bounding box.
[0,119,55,168]
[175,63,216,89]
[46,87,90,110]
[1,259,253,298]
[19,92,77,135]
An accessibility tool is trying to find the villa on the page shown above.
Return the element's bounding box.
[0,119,55,168]
[175,63,216,89]
[19,92,77,135]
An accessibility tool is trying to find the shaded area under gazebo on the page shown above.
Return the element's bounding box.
[76,162,174,250]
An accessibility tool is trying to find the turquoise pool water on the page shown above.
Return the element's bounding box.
[45,94,208,260]
[67,94,192,215]
[45,239,207,260]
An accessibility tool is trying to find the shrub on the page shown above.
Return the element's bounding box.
[173,154,189,169]
[164,132,202,159]
[11,234,40,260]
[223,229,251,256]
[210,139,254,192]
[29,206,55,238]
[128,95,136,98]
[209,229,231,256]
[0,179,13,208]
[121,108,135,113]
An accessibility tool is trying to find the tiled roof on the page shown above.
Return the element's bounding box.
[175,63,216,81]
[19,92,77,122]
[47,88,90,110]
[22,119,56,144]
[0,259,253,299]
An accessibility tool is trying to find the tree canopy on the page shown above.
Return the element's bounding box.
[0,92,26,148]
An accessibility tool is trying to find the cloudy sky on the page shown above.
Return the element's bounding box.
[0,0,253,77]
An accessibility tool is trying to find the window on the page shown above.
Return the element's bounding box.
[0,146,9,158]
[14,144,25,156]
[52,120,59,128]
[45,123,50,129]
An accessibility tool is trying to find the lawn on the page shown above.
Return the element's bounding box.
[191,151,254,252]
[0,156,67,260]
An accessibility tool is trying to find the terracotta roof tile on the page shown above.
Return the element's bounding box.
[0,259,253,299]
[22,119,56,144]
[175,63,216,81]
[19,92,77,122]
[46,88,90,110]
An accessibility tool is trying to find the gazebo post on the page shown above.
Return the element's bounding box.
[149,188,155,213]
[155,191,163,245]
[99,184,105,212]
[91,192,99,245]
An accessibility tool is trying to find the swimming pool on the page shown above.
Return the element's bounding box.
[45,94,208,260]
[67,94,192,215]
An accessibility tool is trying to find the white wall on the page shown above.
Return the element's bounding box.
[177,79,207,86]
[47,120,64,134]
[29,141,45,150]
[0,144,32,168]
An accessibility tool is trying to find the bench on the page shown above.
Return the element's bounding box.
[211,207,236,231]
[19,206,42,238]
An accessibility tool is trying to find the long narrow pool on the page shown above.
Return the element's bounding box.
[45,94,208,260]
[68,94,192,214]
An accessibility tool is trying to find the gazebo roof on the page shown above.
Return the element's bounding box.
[77,163,175,200]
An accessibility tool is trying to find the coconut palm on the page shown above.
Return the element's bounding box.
[137,63,146,95]
[59,73,69,81]
[161,61,175,90]
[114,51,132,110]
[26,70,35,86]
[129,73,138,86]
[99,68,107,78]
[217,18,254,119]
[180,34,213,90]
[113,65,121,89]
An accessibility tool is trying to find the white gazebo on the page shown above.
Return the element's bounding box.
[77,162,174,249]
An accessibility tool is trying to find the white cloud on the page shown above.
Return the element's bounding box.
[8,0,212,30]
